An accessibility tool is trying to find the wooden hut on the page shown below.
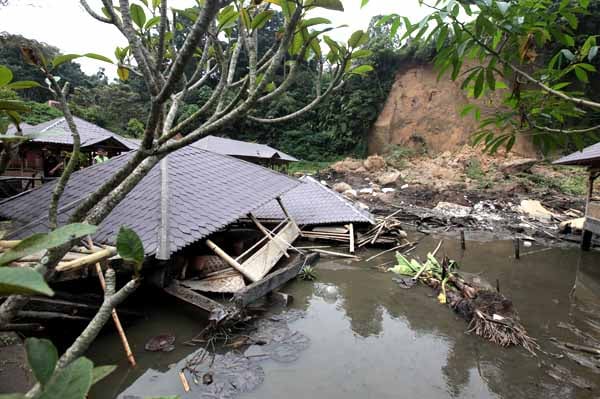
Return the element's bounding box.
[193,135,299,169]
[554,142,600,250]
[0,145,311,320]
[1,117,138,196]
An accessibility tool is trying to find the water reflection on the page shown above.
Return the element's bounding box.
[88,237,600,399]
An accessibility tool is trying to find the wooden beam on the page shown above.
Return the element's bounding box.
[311,248,359,259]
[205,239,255,281]
[276,197,292,220]
[234,253,319,307]
[163,280,230,321]
[348,224,355,254]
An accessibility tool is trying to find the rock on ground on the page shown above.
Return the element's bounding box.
[500,158,538,175]
[333,182,352,193]
[519,199,555,222]
[363,155,386,172]
[377,169,401,186]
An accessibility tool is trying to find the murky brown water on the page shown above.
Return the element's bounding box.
[88,236,600,399]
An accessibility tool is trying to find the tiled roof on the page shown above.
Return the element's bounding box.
[193,135,299,162]
[0,146,299,260]
[17,117,138,150]
[254,176,375,226]
[554,141,600,166]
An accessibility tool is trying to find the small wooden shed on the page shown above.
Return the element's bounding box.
[554,143,600,250]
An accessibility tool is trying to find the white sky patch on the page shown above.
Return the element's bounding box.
[0,0,429,78]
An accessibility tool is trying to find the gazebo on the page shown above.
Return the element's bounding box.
[554,142,600,250]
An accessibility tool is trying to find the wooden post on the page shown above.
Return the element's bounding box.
[514,238,520,260]
[206,239,255,281]
[348,224,355,254]
[581,230,593,251]
[460,230,466,250]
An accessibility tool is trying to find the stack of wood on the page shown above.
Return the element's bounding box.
[357,211,407,248]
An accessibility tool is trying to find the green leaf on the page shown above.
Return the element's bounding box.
[91,365,117,386]
[0,394,27,399]
[37,357,93,399]
[5,81,41,90]
[0,268,54,296]
[589,45,598,62]
[51,54,81,69]
[486,68,496,91]
[473,69,485,98]
[308,0,344,11]
[0,224,98,266]
[436,25,448,52]
[130,3,147,29]
[300,17,331,29]
[360,0,369,7]
[251,10,274,30]
[116,226,145,271]
[574,66,589,82]
[349,64,374,75]
[239,8,251,29]
[82,53,113,64]
[0,65,13,86]
[25,338,58,386]
[145,16,161,30]
[351,49,372,59]
[0,100,30,112]
[348,30,368,48]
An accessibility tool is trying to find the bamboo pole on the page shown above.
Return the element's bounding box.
[54,247,116,272]
[95,262,136,367]
[206,239,256,281]
[179,371,190,392]
[86,238,136,367]
[311,248,359,259]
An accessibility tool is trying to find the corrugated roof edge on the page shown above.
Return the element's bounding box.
[301,176,376,225]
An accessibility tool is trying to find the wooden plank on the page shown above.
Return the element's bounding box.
[234,253,319,307]
[238,221,300,282]
[163,280,229,321]
[249,213,290,258]
[311,248,358,259]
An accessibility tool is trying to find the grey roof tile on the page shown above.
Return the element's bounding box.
[0,146,299,260]
[554,141,600,166]
[19,116,138,150]
[254,176,375,226]
[193,135,299,162]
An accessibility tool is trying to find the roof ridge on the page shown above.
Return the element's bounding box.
[156,157,170,260]
[40,117,66,132]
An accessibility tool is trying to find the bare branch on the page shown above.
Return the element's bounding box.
[47,80,81,230]
[156,0,168,70]
[80,0,112,23]
[155,0,227,103]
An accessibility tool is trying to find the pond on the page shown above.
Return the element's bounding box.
[88,235,600,399]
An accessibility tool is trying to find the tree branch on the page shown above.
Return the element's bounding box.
[80,0,112,23]
[47,80,80,230]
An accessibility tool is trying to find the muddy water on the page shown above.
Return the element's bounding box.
[88,236,600,399]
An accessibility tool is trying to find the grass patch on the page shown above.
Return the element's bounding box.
[517,168,587,196]
[287,161,333,175]
[384,145,417,170]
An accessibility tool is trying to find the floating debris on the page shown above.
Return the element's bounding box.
[145,334,176,352]
[388,246,538,353]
